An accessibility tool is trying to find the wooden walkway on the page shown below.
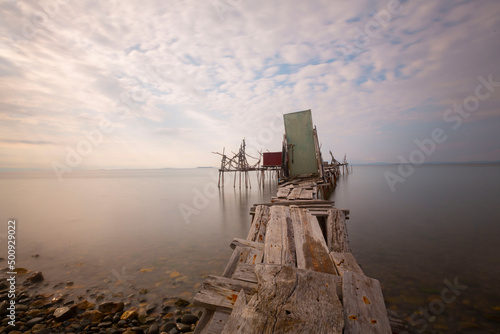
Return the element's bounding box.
[193,175,394,333]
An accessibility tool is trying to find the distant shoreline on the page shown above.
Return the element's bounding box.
[1,162,499,173]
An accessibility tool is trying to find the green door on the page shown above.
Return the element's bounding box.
[283,110,319,176]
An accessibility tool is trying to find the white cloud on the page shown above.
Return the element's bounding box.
[0,0,499,170]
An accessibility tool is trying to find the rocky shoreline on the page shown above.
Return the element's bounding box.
[0,270,202,334]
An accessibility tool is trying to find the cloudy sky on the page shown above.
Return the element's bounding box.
[1,0,499,171]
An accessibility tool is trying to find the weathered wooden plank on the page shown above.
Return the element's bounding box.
[263,206,295,266]
[246,205,270,242]
[193,309,214,334]
[244,246,264,266]
[290,207,306,270]
[230,238,264,250]
[308,209,329,216]
[252,200,335,207]
[263,206,284,265]
[297,181,316,187]
[277,186,292,198]
[221,265,344,334]
[220,289,257,334]
[205,309,231,334]
[290,207,337,275]
[222,246,247,277]
[232,263,258,283]
[298,188,313,200]
[330,252,364,277]
[287,187,302,200]
[282,207,297,267]
[194,275,257,311]
[342,271,392,334]
[327,208,350,253]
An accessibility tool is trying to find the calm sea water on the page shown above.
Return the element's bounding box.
[332,164,500,333]
[0,165,499,332]
[0,169,277,303]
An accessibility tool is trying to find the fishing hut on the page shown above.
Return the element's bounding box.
[195,110,399,333]
[213,112,350,189]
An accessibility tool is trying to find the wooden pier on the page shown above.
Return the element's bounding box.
[213,139,282,189]
[194,110,396,333]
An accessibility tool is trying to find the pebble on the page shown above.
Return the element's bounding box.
[148,323,160,334]
[176,322,192,332]
[98,321,113,327]
[0,270,200,334]
[0,301,9,315]
[35,329,52,334]
[121,308,139,320]
[161,305,172,314]
[16,304,29,311]
[26,271,45,283]
[174,298,190,307]
[146,303,158,314]
[80,309,105,323]
[99,301,125,314]
[162,322,177,332]
[181,314,199,324]
[25,317,44,327]
[53,306,75,321]
[131,326,145,333]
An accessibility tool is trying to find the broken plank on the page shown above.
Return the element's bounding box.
[221,265,344,334]
[194,275,257,312]
[246,205,270,243]
[205,309,231,334]
[244,246,264,266]
[230,238,264,250]
[193,309,214,334]
[330,252,364,277]
[277,186,292,198]
[222,246,248,277]
[342,271,392,334]
[308,209,330,216]
[232,263,258,283]
[298,188,313,200]
[290,207,337,275]
[252,200,335,207]
[327,208,350,253]
[287,187,302,200]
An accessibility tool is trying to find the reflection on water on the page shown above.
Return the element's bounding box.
[1,165,499,331]
[0,169,277,303]
[332,164,500,332]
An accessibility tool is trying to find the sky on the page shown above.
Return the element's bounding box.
[0,0,499,171]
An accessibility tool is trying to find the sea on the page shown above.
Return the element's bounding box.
[0,164,499,333]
